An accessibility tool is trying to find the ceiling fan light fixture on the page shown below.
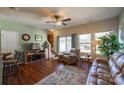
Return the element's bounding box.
[55,21,62,25]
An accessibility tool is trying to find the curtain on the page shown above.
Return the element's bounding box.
[57,36,60,53]
[71,34,77,48]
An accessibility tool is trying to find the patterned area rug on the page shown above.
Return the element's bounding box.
[35,65,88,85]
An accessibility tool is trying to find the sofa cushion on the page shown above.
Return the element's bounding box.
[4,55,15,61]
[70,48,80,56]
[97,68,110,77]
[97,67,110,72]
[70,53,76,56]
[97,63,109,69]
[115,55,124,70]
[97,79,112,85]
[110,64,120,78]
[108,58,114,68]
[111,52,123,62]
[98,74,114,84]
[63,52,70,55]
[114,73,124,85]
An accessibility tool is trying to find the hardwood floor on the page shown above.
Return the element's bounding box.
[7,59,88,85]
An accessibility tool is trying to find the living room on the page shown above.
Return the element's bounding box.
[0,7,124,85]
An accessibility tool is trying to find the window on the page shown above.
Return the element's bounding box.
[95,31,112,54]
[79,34,91,52]
[66,36,72,52]
[59,36,71,52]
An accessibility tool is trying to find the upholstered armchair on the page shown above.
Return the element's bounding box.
[58,48,80,65]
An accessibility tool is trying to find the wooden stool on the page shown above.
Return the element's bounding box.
[2,50,21,85]
[2,60,18,85]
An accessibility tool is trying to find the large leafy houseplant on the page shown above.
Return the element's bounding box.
[98,32,122,59]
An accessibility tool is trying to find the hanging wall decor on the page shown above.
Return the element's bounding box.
[22,34,30,41]
[35,35,42,41]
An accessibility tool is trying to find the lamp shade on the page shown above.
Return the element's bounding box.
[55,21,62,25]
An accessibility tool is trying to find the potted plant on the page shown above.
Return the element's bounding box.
[98,32,122,59]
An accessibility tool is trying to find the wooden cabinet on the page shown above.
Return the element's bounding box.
[24,50,45,64]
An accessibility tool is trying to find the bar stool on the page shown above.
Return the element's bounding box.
[2,50,21,85]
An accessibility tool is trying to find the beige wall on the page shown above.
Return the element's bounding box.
[53,17,119,58]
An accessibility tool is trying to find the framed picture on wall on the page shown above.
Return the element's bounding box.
[35,35,42,41]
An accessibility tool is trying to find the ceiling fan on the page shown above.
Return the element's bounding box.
[46,15,71,26]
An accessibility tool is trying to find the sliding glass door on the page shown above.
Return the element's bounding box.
[59,36,71,53]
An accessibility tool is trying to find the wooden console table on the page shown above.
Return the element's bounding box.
[24,50,45,64]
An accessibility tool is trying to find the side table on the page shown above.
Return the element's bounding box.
[80,56,93,67]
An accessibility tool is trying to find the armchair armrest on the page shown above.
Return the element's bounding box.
[95,58,108,64]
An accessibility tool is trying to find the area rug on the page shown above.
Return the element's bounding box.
[35,65,88,85]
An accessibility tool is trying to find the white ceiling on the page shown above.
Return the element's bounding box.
[0,7,122,29]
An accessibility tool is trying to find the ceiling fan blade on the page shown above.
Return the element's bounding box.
[46,21,50,23]
[62,23,67,25]
[46,21,56,23]
[62,18,71,22]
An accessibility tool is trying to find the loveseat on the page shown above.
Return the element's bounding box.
[86,52,124,85]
